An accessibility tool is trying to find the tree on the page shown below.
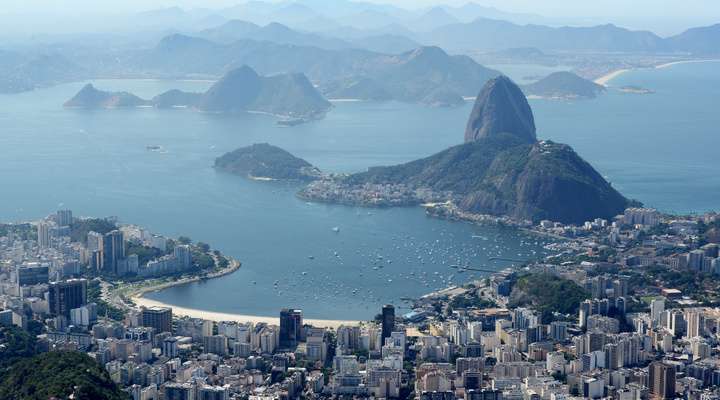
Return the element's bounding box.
[0,351,128,400]
[0,326,37,370]
[70,219,117,244]
[196,242,211,253]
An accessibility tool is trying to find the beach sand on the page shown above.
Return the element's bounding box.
[594,69,630,86]
[655,59,720,69]
[133,295,360,329]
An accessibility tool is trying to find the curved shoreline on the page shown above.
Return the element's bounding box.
[594,69,631,86]
[594,59,720,87]
[122,258,361,328]
[132,296,360,329]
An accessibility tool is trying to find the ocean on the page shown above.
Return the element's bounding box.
[0,61,717,319]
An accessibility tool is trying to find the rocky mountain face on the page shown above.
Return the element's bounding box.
[464,76,536,143]
[317,76,630,224]
[215,143,322,181]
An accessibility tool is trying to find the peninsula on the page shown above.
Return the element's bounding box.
[299,76,631,224]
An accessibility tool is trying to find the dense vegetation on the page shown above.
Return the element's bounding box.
[0,326,37,370]
[0,351,128,400]
[509,273,590,323]
[345,134,629,224]
[87,280,126,321]
[126,242,165,266]
[448,294,498,310]
[0,223,35,240]
[215,143,321,181]
[699,219,720,244]
[70,218,117,244]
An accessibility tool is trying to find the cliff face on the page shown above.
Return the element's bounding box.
[329,76,630,224]
[464,76,536,144]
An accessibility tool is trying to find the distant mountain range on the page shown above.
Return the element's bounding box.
[321,46,500,105]
[0,53,86,94]
[134,35,500,106]
[122,2,720,55]
[301,76,631,224]
[2,2,720,96]
[65,66,331,119]
[426,19,666,53]
[425,18,720,54]
[197,20,422,54]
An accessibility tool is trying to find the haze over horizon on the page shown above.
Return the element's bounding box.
[1,0,719,36]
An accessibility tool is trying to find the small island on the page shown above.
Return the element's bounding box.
[64,84,150,108]
[619,85,655,94]
[522,71,606,100]
[64,65,332,123]
[214,143,323,181]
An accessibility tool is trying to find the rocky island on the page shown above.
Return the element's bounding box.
[522,71,606,99]
[299,76,631,224]
[64,66,331,122]
[214,143,322,181]
[64,84,150,108]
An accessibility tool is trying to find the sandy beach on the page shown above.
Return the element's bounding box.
[595,59,720,87]
[594,69,630,86]
[655,59,720,69]
[133,295,360,329]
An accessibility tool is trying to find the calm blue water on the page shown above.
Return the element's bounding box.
[0,62,717,319]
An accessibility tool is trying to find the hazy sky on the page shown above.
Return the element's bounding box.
[3,0,720,18]
[1,0,718,37]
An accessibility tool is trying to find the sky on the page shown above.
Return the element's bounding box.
[2,0,720,18]
[1,0,718,36]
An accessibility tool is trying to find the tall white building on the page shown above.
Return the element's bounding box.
[37,221,52,248]
[650,298,665,325]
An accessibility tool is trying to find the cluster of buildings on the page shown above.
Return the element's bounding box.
[4,208,720,399]
[0,210,199,347]
[299,180,450,207]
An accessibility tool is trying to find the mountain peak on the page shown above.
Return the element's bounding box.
[464,75,536,144]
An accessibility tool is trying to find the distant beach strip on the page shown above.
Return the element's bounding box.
[132,295,360,329]
[595,59,720,87]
